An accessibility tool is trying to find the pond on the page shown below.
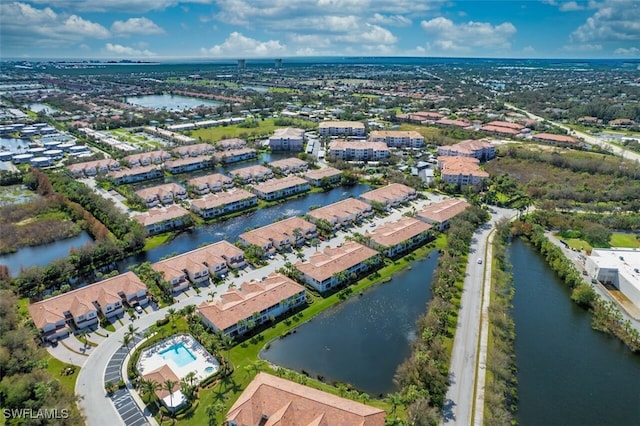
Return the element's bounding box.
[261,250,439,396]
[0,231,94,277]
[126,94,222,111]
[25,103,59,114]
[0,137,30,153]
[511,239,640,425]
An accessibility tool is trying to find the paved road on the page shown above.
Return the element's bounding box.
[443,207,516,425]
[504,103,640,163]
[75,194,444,425]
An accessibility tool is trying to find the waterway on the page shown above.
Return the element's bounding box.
[0,231,94,277]
[511,239,640,425]
[125,94,221,111]
[261,250,439,396]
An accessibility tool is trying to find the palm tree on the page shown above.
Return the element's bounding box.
[126,324,140,340]
[207,291,217,302]
[121,334,132,353]
[139,378,161,407]
[163,379,178,413]
[386,391,404,416]
[77,329,89,350]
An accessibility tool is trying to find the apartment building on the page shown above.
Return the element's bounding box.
[328,140,390,161]
[164,156,213,174]
[437,139,495,160]
[250,176,310,201]
[67,159,120,178]
[269,127,305,151]
[304,166,342,186]
[216,138,247,151]
[416,198,471,231]
[212,148,257,164]
[306,198,373,229]
[369,130,425,148]
[190,189,258,218]
[187,173,233,195]
[319,121,366,137]
[229,165,274,183]
[239,217,317,253]
[269,157,309,174]
[360,183,417,209]
[123,150,171,168]
[132,205,191,236]
[366,217,432,257]
[437,156,489,188]
[108,165,164,185]
[136,183,187,207]
[172,143,215,158]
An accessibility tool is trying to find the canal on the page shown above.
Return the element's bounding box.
[511,239,640,425]
[261,250,439,396]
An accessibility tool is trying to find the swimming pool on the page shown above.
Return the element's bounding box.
[159,343,196,368]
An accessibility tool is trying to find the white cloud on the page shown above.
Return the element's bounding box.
[559,1,585,11]
[24,0,213,12]
[571,0,640,42]
[420,17,516,52]
[336,23,397,44]
[369,13,411,27]
[104,43,155,56]
[201,32,286,57]
[523,45,536,53]
[111,17,165,35]
[561,43,603,51]
[614,46,639,55]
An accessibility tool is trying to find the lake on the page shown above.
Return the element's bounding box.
[261,250,439,396]
[126,94,222,111]
[25,103,59,114]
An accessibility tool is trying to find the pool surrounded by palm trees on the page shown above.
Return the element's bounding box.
[137,333,219,383]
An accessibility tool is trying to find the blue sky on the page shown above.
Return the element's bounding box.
[1,0,638,59]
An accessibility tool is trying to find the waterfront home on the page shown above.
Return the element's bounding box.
[328,140,390,161]
[250,176,310,201]
[295,241,380,292]
[135,183,187,207]
[437,156,489,188]
[132,205,191,236]
[437,139,495,160]
[152,241,245,292]
[306,198,373,229]
[360,183,417,209]
[416,198,470,231]
[67,159,120,178]
[197,273,306,337]
[369,130,424,148]
[123,150,171,167]
[239,217,317,254]
[164,156,212,174]
[108,165,164,185]
[365,217,432,257]
[303,166,342,186]
[269,127,305,151]
[212,148,257,164]
[28,272,148,342]
[187,173,233,195]
[172,143,215,158]
[190,189,257,219]
[216,138,247,151]
[319,120,366,137]
[227,373,385,426]
[268,157,309,174]
[229,165,274,183]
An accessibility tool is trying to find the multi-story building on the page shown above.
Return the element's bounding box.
[212,148,257,164]
[437,140,495,160]
[360,183,417,209]
[143,126,196,145]
[198,273,307,337]
[437,156,489,188]
[229,165,274,183]
[269,127,305,151]
[480,121,525,137]
[28,272,148,342]
[585,249,640,307]
[250,176,310,201]
[416,198,470,231]
[306,198,373,229]
[67,159,120,178]
[268,157,309,175]
[365,217,432,257]
[319,121,366,137]
[328,140,390,161]
[216,138,247,151]
[136,183,188,207]
[190,189,258,218]
[164,156,213,174]
[187,173,233,195]
[303,166,342,186]
[132,205,191,235]
[239,217,317,254]
[295,241,381,292]
[532,133,579,145]
[123,150,171,168]
[369,130,425,148]
[108,165,164,185]
[172,143,215,158]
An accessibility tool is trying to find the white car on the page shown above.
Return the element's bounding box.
[135,305,143,314]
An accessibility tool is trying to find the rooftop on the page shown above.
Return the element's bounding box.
[191,189,256,209]
[360,183,416,205]
[295,241,379,282]
[307,198,372,223]
[251,176,309,194]
[133,205,191,227]
[416,198,470,223]
[366,217,432,248]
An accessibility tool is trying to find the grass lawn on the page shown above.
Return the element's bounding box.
[397,123,443,140]
[45,355,79,395]
[179,240,445,425]
[144,233,174,251]
[564,238,592,252]
[190,118,315,142]
[610,232,640,248]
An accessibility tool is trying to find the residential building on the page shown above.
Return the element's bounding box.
[187,173,233,195]
[435,118,471,129]
[164,156,212,174]
[229,165,274,183]
[269,127,305,151]
[172,143,215,158]
[190,189,258,218]
[28,272,148,342]
[216,138,247,150]
[143,126,196,145]
[304,166,342,186]
[319,121,366,137]
[250,176,310,201]
[396,111,444,123]
[152,241,246,293]
[212,148,257,164]
[609,118,637,128]
[416,198,470,230]
[366,217,433,257]
[437,156,489,188]
[369,130,424,148]
[123,150,171,168]
[360,183,417,209]
[239,217,317,253]
[67,159,120,178]
[108,165,164,185]
[437,140,495,160]
[132,205,191,236]
[198,273,306,337]
[142,365,185,412]
[307,198,373,229]
[532,133,579,145]
[328,140,390,161]
[226,373,385,426]
[269,157,309,174]
[585,249,640,307]
[136,183,187,207]
[480,121,525,137]
[296,241,380,292]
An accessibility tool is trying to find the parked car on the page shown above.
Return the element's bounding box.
[135,305,143,314]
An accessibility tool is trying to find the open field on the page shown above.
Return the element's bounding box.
[190,117,316,142]
[610,232,640,248]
